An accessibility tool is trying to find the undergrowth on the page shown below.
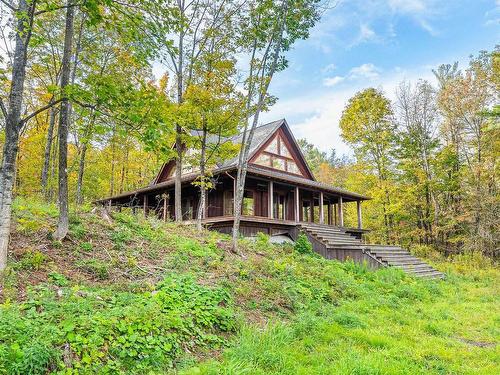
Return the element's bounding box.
[0,197,498,374]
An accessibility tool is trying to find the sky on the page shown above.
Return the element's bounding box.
[259,0,500,156]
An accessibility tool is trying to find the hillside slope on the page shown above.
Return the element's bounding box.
[0,199,498,374]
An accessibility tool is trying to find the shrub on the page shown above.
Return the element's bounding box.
[255,232,270,249]
[76,259,110,280]
[48,272,69,287]
[294,233,313,254]
[14,250,46,271]
[0,275,236,374]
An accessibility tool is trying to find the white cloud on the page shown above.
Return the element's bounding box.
[356,23,378,44]
[322,63,381,88]
[321,63,337,74]
[261,64,439,156]
[485,1,500,26]
[388,0,427,13]
[323,76,345,87]
[349,63,380,80]
[305,0,445,53]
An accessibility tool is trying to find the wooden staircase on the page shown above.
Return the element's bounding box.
[297,223,444,279]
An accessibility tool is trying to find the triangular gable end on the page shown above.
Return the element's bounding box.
[249,121,315,181]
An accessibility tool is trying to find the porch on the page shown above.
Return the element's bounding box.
[105,171,369,236]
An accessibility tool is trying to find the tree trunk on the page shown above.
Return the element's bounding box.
[41,105,57,199]
[54,0,75,241]
[196,127,207,231]
[76,141,87,205]
[174,9,185,222]
[109,125,116,196]
[119,146,128,194]
[0,0,34,271]
[232,0,289,252]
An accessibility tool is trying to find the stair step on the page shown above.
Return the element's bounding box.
[384,259,426,266]
[369,250,410,256]
[295,224,443,280]
[314,233,358,239]
[321,237,359,242]
[363,244,403,250]
[394,264,434,271]
[410,270,444,278]
[299,226,343,232]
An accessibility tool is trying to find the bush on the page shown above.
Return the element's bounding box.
[76,259,110,280]
[0,275,236,374]
[294,233,313,254]
[14,250,46,271]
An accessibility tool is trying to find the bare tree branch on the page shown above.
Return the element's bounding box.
[0,98,7,118]
[0,0,18,12]
[21,98,63,124]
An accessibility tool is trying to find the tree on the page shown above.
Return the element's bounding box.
[0,0,66,271]
[184,53,243,230]
[436,49,498,256]
[232,0,323,252]
[395,80,440,244]
[156,0,240,222]
[340,88,396,241]
[53,0,75,241]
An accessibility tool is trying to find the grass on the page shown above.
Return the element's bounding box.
[0,197,498,374]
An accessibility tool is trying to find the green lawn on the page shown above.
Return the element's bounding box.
[0,199,498,374]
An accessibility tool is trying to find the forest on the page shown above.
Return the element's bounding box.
[0,1,498,373]
[0,0,497,269]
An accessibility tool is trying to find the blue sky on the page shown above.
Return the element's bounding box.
[260,0,500,155]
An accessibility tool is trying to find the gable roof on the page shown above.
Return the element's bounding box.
[98,118,371,203]
[154,118,313,184]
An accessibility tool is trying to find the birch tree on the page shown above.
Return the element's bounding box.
[0,0,68,271]
[231,0,323,252]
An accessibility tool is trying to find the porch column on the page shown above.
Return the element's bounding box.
[268,181,274,218]
[333,203,337,225]
[295,186,300,222]
[319,192,324,224]
[163,195,167,221]
[338,196,344,227]
[357,200,362,229]
[143,195,148,218]
[232,175,236,215]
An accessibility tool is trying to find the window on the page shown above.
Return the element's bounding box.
[280,142,292,158]
[287,160,300,174]
[265,137,279,154]
[182,198,193,220]
[273,194,286,220]
[223,190,234,215]
[302,200,311,221]
[242,190,254,216]
[272,158,286,171]
[254,153,271,167]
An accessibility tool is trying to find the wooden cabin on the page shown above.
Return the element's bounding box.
[99,119,444,279]
[100,119,368,238]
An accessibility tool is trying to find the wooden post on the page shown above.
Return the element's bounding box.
[338,196,344,227]
[143,195,148,218]
[327,203,332,225]
[163,195,167,221]
[357,200,362,229]
[295,186,299,222]
[333,203,337,225]
[268,181,274,219]
[319,192,324,224]
[232,176,236,216]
